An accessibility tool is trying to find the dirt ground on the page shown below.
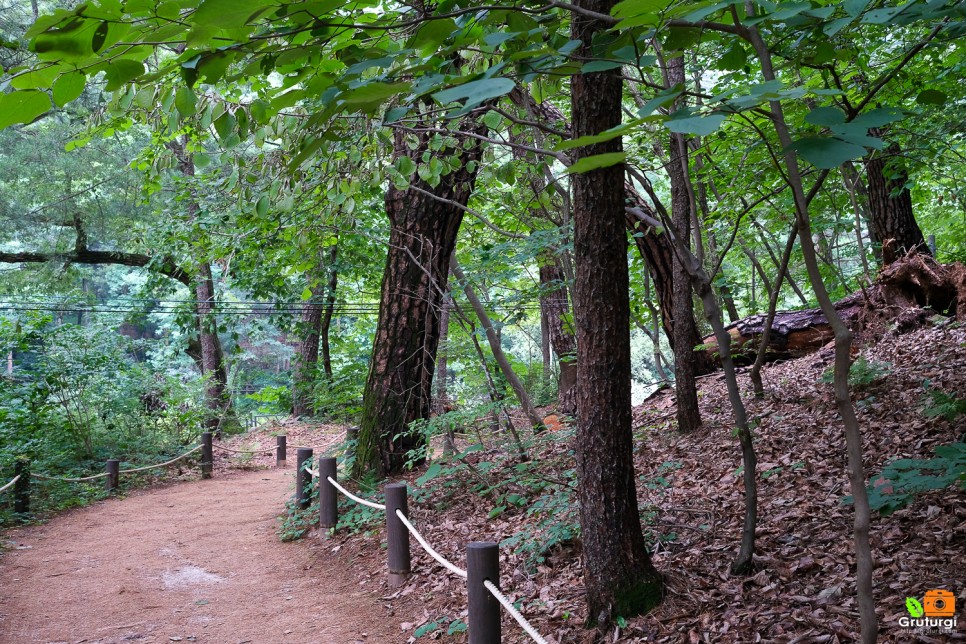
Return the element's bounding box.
[0,467,400,644]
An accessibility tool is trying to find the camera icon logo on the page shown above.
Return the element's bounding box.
[923,589,956,618]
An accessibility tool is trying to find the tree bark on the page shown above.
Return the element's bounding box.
[353,118,485,478]
[667,55,702,433]
[864,137,929,265]
[538,252,577,415]
[571,0,662,627]
[292,244,338,418]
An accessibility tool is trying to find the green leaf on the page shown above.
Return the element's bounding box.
[395,156,416,176]
[255,195,269,217]
[52,71,86,107]
[482,109,503,130]
[906,597,924,618]
[848,107,904,130]
[214,110,236,140]
[566,152,627,174]
[580,59,625,73]
[103,59,144,91]
[175,86,197,117]
[718,41,747,71]
[301,287,313,301]
[665,111,726,136]
[340,81,411,105]
[192,0,270,29]
[805,106,846,127]
[416,462,443,486]
[10,65,61,90]
[432,77,516,107]
[0,90,52,129]
[916,89,947,105]
[557,121,637,151]
[789,137,866,169]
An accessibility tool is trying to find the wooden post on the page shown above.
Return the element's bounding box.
[318,456,338,530]
[276,435,287,467]
[295,448,313,510]
[106,459,120,493]
[201,432,213,479]
[467,542,501,644]
[385,482,411,588]
[13,457,29,515]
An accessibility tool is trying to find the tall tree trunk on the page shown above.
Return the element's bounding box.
[170,140,233,434]
[319,244,339,380]
[538,252,577,415]
[667,55,702,433]
[571,0,663,628]
[864,136,929,264]
[353,119,485,478]
[292,244,339,418]
[292,298,323,418]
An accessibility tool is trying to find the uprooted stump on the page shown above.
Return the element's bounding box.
[701,253,966,364]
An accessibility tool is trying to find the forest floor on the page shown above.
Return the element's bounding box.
[2,323,964,643]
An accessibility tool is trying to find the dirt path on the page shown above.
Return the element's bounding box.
[0,468,398,644]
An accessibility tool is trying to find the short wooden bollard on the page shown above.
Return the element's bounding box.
[276,435,287,467]
[385,482,411,588]
[106,459,120,493]
[13,457,29,515]
[201,432,213,479]
[318,456,338,530]
[295,448,313,510]
[467,542,501,644]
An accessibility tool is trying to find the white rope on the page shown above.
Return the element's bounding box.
[305,467,319,478]
[394,509,467,579]
[325,476,386,510]
[212,444,275,455]
[0,475,20,494]
[483,579,550,644]
[119,445,203,473]
[31,471,109,482]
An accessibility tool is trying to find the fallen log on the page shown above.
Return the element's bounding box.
[701,254,966,364]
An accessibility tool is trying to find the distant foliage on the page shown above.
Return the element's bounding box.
[820,357,893,390]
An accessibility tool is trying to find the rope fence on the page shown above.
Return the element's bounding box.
[0,474,20,495]
[212,443,276,455]
[302,453,551,644]
[31,471,109,482]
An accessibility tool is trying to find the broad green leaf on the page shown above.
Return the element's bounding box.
[844,0,868,16]
[103,59,144,91]
[665,111,726,136]
[718,42,747,71]
[848,107,904,129]
[134,87,155,109]
[916,89,947,105]
[214,110,236,140]
[789,137,866,169]
[566,152,627,174]
[0,90,52,129]
[805,106,846,127]
[175,86,197,117]
[255,195,269,217]
[10,65,61,90]
[482,110,503,130]
[339,82,411,105]
[580,59,625,73]
[52,71,87,107]
[395,156,416,175]
[192,0,271,29]
[416,462,443,486]
[432,77,516,107]
[301,287,313,301]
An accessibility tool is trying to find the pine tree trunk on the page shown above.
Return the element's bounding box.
[864,136,929,264]
[667,55,702,433]
[353,121,485,478]
[571,0,663,627]
[292,297,323,418]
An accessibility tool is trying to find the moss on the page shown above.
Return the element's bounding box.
[613,575,664,618]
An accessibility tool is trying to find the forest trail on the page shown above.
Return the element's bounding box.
[0,467,395,644]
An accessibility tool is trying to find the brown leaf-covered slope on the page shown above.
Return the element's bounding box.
[239,323,964,643]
